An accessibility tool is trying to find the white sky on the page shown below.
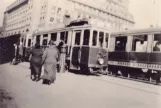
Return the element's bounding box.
[0,0,161,29]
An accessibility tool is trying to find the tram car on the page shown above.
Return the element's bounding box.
[109,27,161,84]
[33,24,110,74]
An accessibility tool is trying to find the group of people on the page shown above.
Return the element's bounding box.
[29,40,64,85]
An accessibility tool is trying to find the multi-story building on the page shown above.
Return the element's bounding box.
[3,0,134,38]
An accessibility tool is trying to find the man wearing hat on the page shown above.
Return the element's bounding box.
[41,40,59,85]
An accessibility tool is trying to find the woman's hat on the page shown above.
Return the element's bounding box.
[48,40,56,45]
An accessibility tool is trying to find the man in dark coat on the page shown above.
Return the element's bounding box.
[30,43,43,81]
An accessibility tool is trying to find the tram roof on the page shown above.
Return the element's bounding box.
[36,24,110,35]
[111,27,161,36]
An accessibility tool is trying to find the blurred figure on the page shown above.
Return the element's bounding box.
[153,41,161,51]
[30,43,43,81]
[41,40,59,85]
[19,42,24,62]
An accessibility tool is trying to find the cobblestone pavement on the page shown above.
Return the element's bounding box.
[0,62,161,108]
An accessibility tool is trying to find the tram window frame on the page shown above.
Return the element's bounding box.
[105,33,109,48]
[132,35,148,52]
[74,31,81,45]
[92,30,98,46]
[51,33,57,41]
[98,32,104,47]
[153,34,161,52]
[83,29,90,45]
[115,36,127,51]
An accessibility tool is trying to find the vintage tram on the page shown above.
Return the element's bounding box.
[33,24,110,74]
[109,27,161,84]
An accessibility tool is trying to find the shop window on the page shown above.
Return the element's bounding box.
[115,36,127,51]
[83,30,90,45]
[92,30,97,46]
[75,31,81,45]
[98,32,104,47]
[51,33,57,41]
[132,35,147,52]
[153,34,161,51]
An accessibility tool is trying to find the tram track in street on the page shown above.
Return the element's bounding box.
[92,74,161,96]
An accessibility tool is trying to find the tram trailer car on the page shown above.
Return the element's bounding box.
[33,25,110,74]
[108,27,161,84]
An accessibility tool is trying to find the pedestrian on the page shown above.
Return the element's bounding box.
[41,40,59,85]
[10,44,16,65]
[29,43,43,81]
[19,42,24,62]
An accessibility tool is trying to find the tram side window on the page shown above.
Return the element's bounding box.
[153,34,161,52]
[98,32,104,47]
[115,36,127,51]
[75,32,81,45]
[92,31,97,46]
[83,30,90,45]
[132,35,147,52]
[105,33,109,48]
[51,33,57,41]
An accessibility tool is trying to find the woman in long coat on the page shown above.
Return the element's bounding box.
[41,40,58,85]
[30,43,43,81]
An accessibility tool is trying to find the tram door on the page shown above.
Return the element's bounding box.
[70,30,82,69]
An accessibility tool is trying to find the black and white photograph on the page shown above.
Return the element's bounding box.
[0,0,161,108]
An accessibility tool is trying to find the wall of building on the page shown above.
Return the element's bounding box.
[3,0,134,37]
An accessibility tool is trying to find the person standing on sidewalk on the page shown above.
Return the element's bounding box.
[29,43,43,81]
[41,40,59,85]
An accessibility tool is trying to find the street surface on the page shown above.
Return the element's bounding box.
[0,62,161,108]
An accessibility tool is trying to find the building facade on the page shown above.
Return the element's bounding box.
[3,0,134,38]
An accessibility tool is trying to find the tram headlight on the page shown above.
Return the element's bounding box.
[98,58,104,65]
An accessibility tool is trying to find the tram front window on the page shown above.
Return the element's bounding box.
[60,32,65,41]
[64,32,68,44]
[105,33,109,48]
[99,32,104,47]
[51,33,57,41]
[83,30,90,45]
[75,32,81,45]
[92,31,97,46]
[36,35,40,45]
[28,39,31,47]
[132,35,147,52]
[153,34,161,52]
[115,36,127,51]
